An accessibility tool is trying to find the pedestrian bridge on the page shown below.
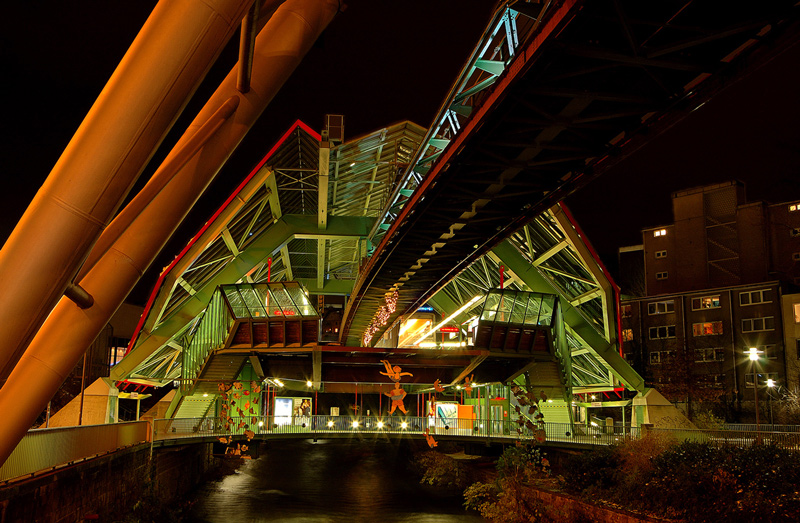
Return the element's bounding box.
[4,416,799,486]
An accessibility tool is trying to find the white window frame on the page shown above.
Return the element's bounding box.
[656,271,668,280]
[655,250,667,259]
[694,347,725,362]
[692,321,723,336]
[692,295,721,310]
[739,289,771,306]
[648,325,676,339]
[653,229,667,237]
[648,300,675,315]
[741,316,775,332]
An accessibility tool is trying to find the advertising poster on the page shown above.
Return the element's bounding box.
[274,397,294,426]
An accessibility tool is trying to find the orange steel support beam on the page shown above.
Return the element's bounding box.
[0,0,339,468]
[0,0,255,384]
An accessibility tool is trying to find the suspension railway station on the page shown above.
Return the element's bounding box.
[0,0,798,504]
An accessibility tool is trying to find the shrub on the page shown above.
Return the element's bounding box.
[411,450,473,490]
[560,446,619,493]
[497,443,549,482]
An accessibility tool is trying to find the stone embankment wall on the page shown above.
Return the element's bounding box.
[0,443,214,523]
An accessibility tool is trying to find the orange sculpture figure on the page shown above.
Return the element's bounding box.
[380,359,413,382]
[385,382,408,414]
[433,379,445,393]
[424,428,438,448]
[463,374,475,394]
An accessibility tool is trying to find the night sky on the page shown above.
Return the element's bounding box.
[1,1,799,304]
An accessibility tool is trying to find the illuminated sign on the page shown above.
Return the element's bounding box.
[439,326,459,333]
[418,305,434,312]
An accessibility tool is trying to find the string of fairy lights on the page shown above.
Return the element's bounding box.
[362,289,399,345]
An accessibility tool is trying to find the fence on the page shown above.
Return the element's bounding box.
[648,426,800,450]
[152,415,640,447]
[7,417,798,484]
[0,421,150,483]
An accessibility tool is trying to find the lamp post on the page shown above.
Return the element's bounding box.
[747,348,761,443]
[766,378,775,427]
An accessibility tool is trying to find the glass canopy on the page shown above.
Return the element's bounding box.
[220,282,318,320]
[479,289,556,327]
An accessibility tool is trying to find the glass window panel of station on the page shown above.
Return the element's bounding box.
[222,285,250,318]
[270,285,300,317]
[524,293,543,325]
[239,284,268,318]
[284,284,318,317]
[495,291,515,324]
[480,292,502,322]
[509,292,528,324]
[538,294,556,326]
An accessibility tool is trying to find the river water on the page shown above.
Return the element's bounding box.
[187,439,485,522]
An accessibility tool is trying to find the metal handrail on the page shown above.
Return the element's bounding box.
[0,421,150,483]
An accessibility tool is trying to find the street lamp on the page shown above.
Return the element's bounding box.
[766,378,776,426]
[747,348,761,442]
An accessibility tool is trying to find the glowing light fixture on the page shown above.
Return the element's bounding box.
[412,295,482,345]
[306,380,313,387]
[258,421,264,427]
[203,393,208,397]
[377,421,384,429]
[352,420,360,428]
[327,420,334,428]
[748,347,760,361]
[401,421,408,429]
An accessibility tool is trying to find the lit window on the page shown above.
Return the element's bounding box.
[622,328,634,341]
[741,316,775,332]
[790,203,800,212]
[648,325,675,339]
[795,303,800,323]
[739,289,770,306]
[694,348,725,362]
[656,271,668,280]
[692,321,723,336]
[621,304,632,318]
[653,229,667,237]
[648,300,674,315]
[655,250,667,259]
[692,295,721,310]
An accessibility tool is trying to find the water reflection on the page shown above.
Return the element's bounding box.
[188,439,484,522]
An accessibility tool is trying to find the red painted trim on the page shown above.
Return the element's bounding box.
[343,0,580,338]
[126,120,321,355]
[557,203,625,357]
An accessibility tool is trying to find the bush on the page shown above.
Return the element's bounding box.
[497,443,550,482]
[411,450,473,490]
[560,446,619,493]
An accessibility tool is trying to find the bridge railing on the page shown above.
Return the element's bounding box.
[647,427,800,451]
[0,421,150,484]
[152,415,639,447]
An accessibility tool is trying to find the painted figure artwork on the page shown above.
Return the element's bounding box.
[380,359,413,382]
[424,428,438,448]
[384,382,408,414]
